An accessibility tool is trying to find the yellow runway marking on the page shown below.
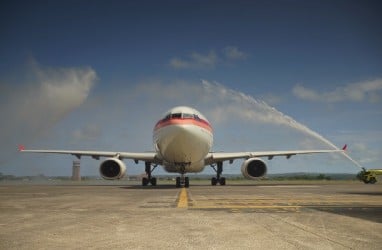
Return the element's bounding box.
[177,188,188,208]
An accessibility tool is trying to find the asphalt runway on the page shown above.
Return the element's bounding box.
[1,181,381,249]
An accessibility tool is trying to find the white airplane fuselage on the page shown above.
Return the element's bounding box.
[153,106,213,173]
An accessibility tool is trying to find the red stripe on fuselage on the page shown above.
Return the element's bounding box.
[154,118,213,132]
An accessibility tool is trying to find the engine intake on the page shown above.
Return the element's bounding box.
[241,158,267,180]
[99,158,126,180]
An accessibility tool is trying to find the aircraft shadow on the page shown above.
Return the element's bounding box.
[311,207,382,223]
[119,185,180,190]
[341,191,382,196]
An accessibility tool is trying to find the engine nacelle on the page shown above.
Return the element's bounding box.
[99,158,126,180]
[241,158,267,180]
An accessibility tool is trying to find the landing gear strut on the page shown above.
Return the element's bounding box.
[210,162,226,186]
[142,162,158,186]
[176,174,189,188]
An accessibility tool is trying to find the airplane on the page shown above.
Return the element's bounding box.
[19,106,346,188]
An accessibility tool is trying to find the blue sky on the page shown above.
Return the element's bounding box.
[1,0,381,176]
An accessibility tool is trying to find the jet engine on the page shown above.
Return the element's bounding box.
[241,158,267,180]
[99,158,126,180]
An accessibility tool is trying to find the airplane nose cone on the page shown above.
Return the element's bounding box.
[155,123,212,164]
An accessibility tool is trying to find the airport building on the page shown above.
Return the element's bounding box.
[72,160,81,181]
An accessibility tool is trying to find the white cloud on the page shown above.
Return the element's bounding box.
[0,60,97,164]
[72,124,101,141]
[292,85,320,101]
[169,58,190,69]
[190,51,218,67]
[259,93,283,106]
[169,51,218,69]
[293,78,382,103]
[169,46,248,70]
[222,46,248,60]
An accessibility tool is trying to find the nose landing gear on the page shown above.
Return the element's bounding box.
[176,175,189,188]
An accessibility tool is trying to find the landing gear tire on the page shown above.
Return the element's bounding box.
[176,177,181,188]
[150,177,157,186]
[211,177,218,186]
[370,177,377,184]
[219,177,226,186]
[211,177,225,186]
[142,177,149,186]
[184,177,190,188]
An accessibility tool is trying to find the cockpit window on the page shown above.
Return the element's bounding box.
[182,113,194,119]
[171,113,182,119]
[160,112,205,123]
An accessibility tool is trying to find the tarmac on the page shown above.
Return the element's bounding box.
[1,180,381,249]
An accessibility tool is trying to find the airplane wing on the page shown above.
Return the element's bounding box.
[19,144,346,166]
[18,145,161,164]
[204,145,347,165]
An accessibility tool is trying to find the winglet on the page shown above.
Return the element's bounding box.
[342,144,347,151]
[18,145,25,152]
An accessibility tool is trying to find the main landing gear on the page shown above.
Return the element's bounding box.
[210,162,226,186]
[142,162,158,186]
